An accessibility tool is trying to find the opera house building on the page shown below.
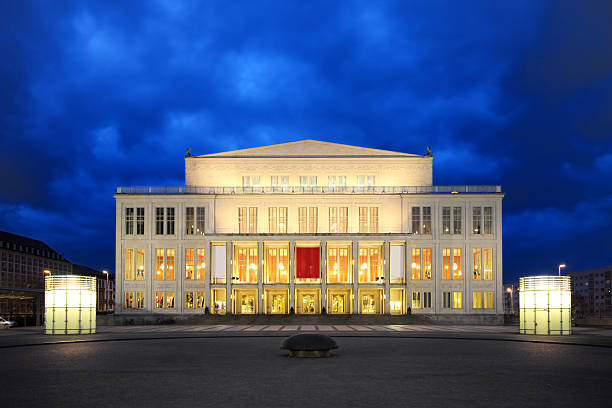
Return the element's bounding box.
[114,140,503,322]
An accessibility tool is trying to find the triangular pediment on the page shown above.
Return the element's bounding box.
[195,140,421,158]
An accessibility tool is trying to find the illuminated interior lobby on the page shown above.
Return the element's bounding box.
[115,140,504,321]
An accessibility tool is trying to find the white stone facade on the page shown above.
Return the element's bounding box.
[115,140,504,318]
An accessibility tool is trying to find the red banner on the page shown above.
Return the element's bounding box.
[296,247,320,279]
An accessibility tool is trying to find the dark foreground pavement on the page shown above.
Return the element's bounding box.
[1,328,611,408]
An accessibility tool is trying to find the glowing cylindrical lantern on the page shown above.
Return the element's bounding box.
[45,275,97,335]
[519,276,571,335]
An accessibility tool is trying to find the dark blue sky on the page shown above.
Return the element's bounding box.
[1,1,611,282]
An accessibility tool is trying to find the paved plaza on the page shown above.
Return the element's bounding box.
[1,325,611,408]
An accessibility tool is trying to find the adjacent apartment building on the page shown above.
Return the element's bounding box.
[568,266,612,317]
[114,140,504,321]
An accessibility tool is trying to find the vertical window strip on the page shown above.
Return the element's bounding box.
[453,207,462,234]
[186,207,194,235]
[411,207,421,235]
[442,248,451,280]
[308,207,317,233]
[136,208,145,235]
[370,207,378,233]
[166,208,175,235]
[136,249,145,279]
[442,207,451,234]
[249,207,257,233]
[484,248,493,280]
[411,248,421,280]
[422,207,431,235]
[238,207,247,233]
[329,208,338,233]
[453,248,462,280]
[156,207,164,235]
[196,207,205,234]
[473,207,481,234]
[269,207,278,233]
[196,249,205,280]
[298,207,307,233]
[155,249,164,280]
[484,207,493,235]
[126,208,134,235]
[125,249,134,280]
[473,248,482,280]
[185,249,194,279]
[359,207,368,233]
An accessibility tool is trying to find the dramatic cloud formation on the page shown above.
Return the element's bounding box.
[1,0,611,281]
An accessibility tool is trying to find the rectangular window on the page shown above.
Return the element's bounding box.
[484,291,493,309]
[186,207,194,235]
[185,292,194,309]
[411,207,421,235]
[125,292,134,308]
[252,176,261,187]
[453,292,462,308]
[327,244,351,284]
[298,207,308,233]
[443,292,462,309]
[185,248,195,279]
[411,248,421,280]
[156,208,164,235]
[453,207,462,234]
[484,248,493,280]
[359,207,379,233]
[238,207,257,233]
[196,249,205,280]
[484,207,493,235]
[155,292,164,308]
[442,207,451,234]
[281,176,289,187]
[390,288,405,315]
[338,176,346,187]
[125,249,134,280]
[136,292,144,308]
[423,292,432,309]
[359,207,368,233]
[269,207,278,233]
[308,207,318,233]
[155,249,175,280]
[442,248,451,280]
[212,288,227,314]
[166,292,175,308]
[212,244,226,284]
[473,291,483,309]
[233,245,258,283]
[329,207,348,233]
[309,176,317,187]
[271,176,278,186]
[357,175,365,187]
[473,248,482,280]
[242,176,250,187]
[136,208,145,235]
[300,176,307,187]
[196,292,205,309]
[473,207,482,234]
[125,208,134,235]
[422,207,431,235]
[358,244,383,283]
[185,207,205,235]
[412,291,421,309]
[370,207,379,233]
[155,249,164,280]
[166,208,175,235]
[390,244,405,284]
[136,249,145,280]
[423,248,432,280]
[265,244,289,284]
[166,249,175,280]
[453,248,462,280]
[328,176,336,187]
[196,207,205,234]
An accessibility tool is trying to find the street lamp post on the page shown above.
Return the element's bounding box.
[102,270,109,312]
[558,264,566,276]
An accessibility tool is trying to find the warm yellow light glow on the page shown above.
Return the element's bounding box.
[506,287,512,293]
[45,275,96,335]
[520,276,571,336]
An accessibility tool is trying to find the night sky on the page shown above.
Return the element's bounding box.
[1,1,611,282]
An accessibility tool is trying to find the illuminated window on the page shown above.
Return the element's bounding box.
[196,292,205,309]
[185,249,194,279]
[125,208,134,235]
[125,292,134,308]
[166,292,175,308]
[281,176,289,187]
[390,288,405,314]
[233,244,258,283]
[484,248,493,280]
[327,244,351,283]
[252,176,260,187]
[484,291,493,308]
[359,289,383,314]
[442,207,451,234]
[233,289,257,314]
[358,244,383,283]
[185,207,205,235]
[268,207,288,233]
[185,292,194,309]
[242,176,250,187]
[327,289,351,314]
[238,207,257,233]
[328,176,336,187]
[155,249,175,280]
[412,291,421,309]
[296,289,320,314]
[309,207,318,233]
[443,206,462,235]
[295,245,321,283]
[442,248,451,280]
[453,248,462,280]
[136,208,144,235]
[423,248,432,280]
[359,207,379,233]
[411,248,421,280]
[271,176,278,187]
[473,291,483,309]
[155,292,164,308]
[136,292,144,308]
[125,249,134,280]
[265,289,288,314]
[329,207,348,233]
[423,292,432,309]
[423,207,431,235]
[473,248,482,280]
[212,288,226,314]
[265,244,289,284]
[443,291,463,309]
[136,249,145,280]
